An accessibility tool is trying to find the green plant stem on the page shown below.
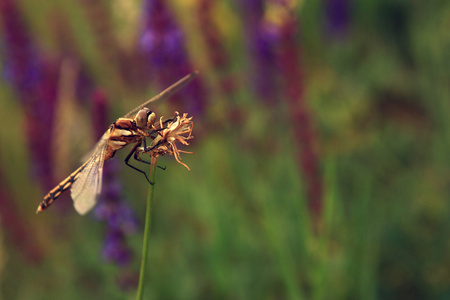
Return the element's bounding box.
[136,157,158,300]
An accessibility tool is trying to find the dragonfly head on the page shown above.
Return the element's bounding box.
[135,108,156,129]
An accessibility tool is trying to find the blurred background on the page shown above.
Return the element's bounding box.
[0,0,449,299]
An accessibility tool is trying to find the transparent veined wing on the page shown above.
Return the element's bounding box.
[70,134,109,215]
[122,71,198,118]
[80,131,110,163]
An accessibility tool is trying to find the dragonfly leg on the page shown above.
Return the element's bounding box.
[133,150,151,165]
[124,142,154,185]
[134,138,152,164]
[143,141,161,153]
[147,116,177,135]
[133,145,166,171]
[139,139,167,171]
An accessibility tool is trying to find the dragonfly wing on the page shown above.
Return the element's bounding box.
[81,131,110,163]
[122,72,198,118]
[71,137,108,215]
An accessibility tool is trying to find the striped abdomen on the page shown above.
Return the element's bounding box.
[36,161,88,213]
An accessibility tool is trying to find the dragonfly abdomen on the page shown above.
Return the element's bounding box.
[36,162,88,213]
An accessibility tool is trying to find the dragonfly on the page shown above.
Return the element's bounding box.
[36,72,198,215]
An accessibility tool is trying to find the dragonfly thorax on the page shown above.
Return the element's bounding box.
[135,108,156,129]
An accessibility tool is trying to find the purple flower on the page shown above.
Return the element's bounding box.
[91,89,109,140]
[0,0,59,189]
[324,0,351,39]
[25,58,59,189]
[94,175,139,235]
[0,0,41,96]
[139,0,207,115]
[102,230,132,267]
[94,161,139,267]
[91,90,139,267]
[239,0,279,105]
[75,68,95,104]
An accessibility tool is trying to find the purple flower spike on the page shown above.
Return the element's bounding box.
[102,230,132,267]
[324,0,351,39]
[139,0,207,116]
[91,89,109,140]
[0,0,41,97]
[0,0,59,190]
[239,0,279,105]
[90,91,139,268]
[94,151,139,268]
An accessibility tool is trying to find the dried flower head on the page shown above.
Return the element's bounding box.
[138,112,194,170]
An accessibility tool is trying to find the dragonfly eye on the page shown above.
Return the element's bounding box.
[147,112,156,128]
[135,108,150,128]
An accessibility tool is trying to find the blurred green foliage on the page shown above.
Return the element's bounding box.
[0,0,449,299]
